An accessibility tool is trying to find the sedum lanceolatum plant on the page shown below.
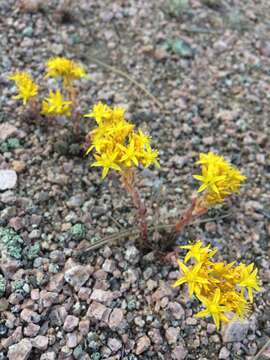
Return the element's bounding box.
[9,57,86,133]
[84,101,159,243]
[173,240,261,329]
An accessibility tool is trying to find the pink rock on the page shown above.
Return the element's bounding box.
[46,273,64,293]
[64,265,93,290]
[165,327,179,345]
[172,344,188,360]
[0,123,18,141]
[8,338,32,360]
[1,326,22,348]
[63,315,79,332]
[87,301,110,322]
[135,335,151,355]
[9,217,23,231]
[168,302,185,320]
[108,308,124,330]
[32,335,49,351]
[20,309,40,324]
[90,289,113,303]
[78,319,90,336]
[24,323,40,337]
[108,338,122,353]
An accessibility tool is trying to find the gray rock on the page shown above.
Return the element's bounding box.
[40,352,56,360]
[219,346,230,359]
[0,170,17,190]
[66,332,78,348]
[125,245,140,264]
[8,338,32,360]
[135,335,151,355]
[222,321,249,343]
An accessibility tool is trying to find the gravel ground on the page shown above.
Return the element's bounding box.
[0,0,270,359]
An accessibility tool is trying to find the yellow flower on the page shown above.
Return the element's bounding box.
[195,288,230,330]
[140,144,160,168]
[41,90,72,117]
[85,103,159,179]
[91,151,121,179]
[9,71,38,105]
[180,240,217,263]
[84,101,112,124]
[173,240,261,329]
[172,260,209,297]
[193,152,246,205]
[236,263,262,302]
[45,57,85,87]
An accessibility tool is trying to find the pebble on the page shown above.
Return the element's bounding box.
[8,338,32,360]
[0,123,18,141]
[66,332,78,348]
[107,338,122,353]
[171,344,188,360]
[0,170,17,190]
[108,308,124,330]
[64,265,92,290]
[87,301,110,322]
[222,321,249,343]
[219,346,230,359]
[40,352,56,360]
[135,335,151,355]
[124,245,140,264]
[63,315,79,332]
[165,327,179,345]
[12,161,26,173]
[24,323,40,337]
[20,309,40,324]
[32,335,49,351]
[90,289,114,304]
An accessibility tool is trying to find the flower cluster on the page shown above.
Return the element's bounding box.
[173,240,261,329]
[45,57,86,87]
[9,57,85,118]
[9,71,38,105]
[85,102,159,178]
[41,90,72,117]
[193,152,246,205]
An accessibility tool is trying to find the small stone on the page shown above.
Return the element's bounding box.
[66,332,78,348]
[87,301,110,322]
[40,352,56,360]
[90,289,113,304]
[135,335,151,355]
[8,338,32,360]
[0,123,18,141]
[47,273,64,293]
[9,217,23,231]
[64,264,92,290]
[168,302,185,320]
[107,338,122,353]
[22,26,33,37]
[222,320,249,343]
[108,308,124,330]
[32,335,48,351]
[165,327,179,345]
[148,329,163,345]
[20,0,42,12]
[219,346,230,359]
[63,315,79,332]
[78,319,90,335]
[172,344,188,360]
[0,170,17,190]
[102,259,116,273]
[124,245,140,264]
[20,309,40,324]
[24,323,40,337]
[12,161,26,173]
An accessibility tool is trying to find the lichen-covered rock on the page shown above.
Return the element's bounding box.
[70,224,86,240]
[0,227,23,259]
